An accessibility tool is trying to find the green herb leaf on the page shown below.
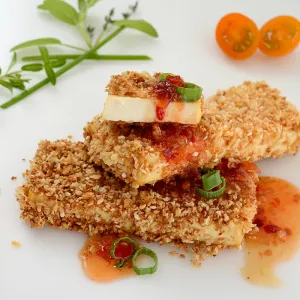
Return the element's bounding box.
[78,0,86,11]
[39,47,56,85]
[50,59,66,68]
[6,73,30,90]
[11,38,62,51]
[0,67,2,76]
[0,80,13,93]
[22,63,44,72]
[113,19,158,37]
[9,79,26,90]
[38,0,79,25]
[87,0,101,8]
[7,52,17,72]
[15,73,30,83]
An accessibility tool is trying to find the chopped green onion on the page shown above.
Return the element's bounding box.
[196,177,226,199]
[132,247,158,275]
[159,72,175,81]
[202,170,222,191]
[110,237,137,268]
[159,73,202,102]
[175,82,202,102]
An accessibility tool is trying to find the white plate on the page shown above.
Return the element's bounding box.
[0,0,300,299]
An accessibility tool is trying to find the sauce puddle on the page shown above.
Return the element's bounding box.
[242,176,300,286]
[79,235,134,282]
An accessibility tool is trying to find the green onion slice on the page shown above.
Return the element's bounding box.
[110,237,138,268]
[202,170,222,191]
[159,73,202,102]
[159,72,175,81]
[175,82,202,102]
[196,177,226,199]
[132,247,158,275]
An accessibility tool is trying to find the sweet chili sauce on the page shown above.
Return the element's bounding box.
[152,75,184,121]
[242,177,300,286]
[132,122,205,161]
[79,234,135,282]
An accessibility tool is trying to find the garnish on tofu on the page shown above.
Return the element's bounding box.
[103,71,203,124]
[152,73,202,120]
[196,168,226,198]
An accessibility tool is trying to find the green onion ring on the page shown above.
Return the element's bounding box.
[132,247,158,275]
[196,177,226,199]
[202,170,222,191]
[159,72,175,81]
[110,237,138,268]
[159,73,202,102]
[175,82,202,102]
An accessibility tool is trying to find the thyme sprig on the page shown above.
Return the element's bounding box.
[0,0,158,109]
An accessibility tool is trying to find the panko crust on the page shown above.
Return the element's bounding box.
[85,81,300,186]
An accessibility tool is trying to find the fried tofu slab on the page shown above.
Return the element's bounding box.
[17,140,258,246]
[84,81,300,187]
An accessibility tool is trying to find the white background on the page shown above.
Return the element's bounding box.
[0,0,299,299]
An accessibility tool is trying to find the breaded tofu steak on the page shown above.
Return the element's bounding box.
[84,80,300,187]
[17,140,258,247]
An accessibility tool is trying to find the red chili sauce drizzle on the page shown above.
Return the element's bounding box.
[133,122,205,161]
[152,75,184,121]
[151,161,258,199]
[79,234,135,282]
[242,176,300,286]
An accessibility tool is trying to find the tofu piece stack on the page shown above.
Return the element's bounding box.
[85,79,300,187]
[102,71,203,124]
[17,140,258,247]
[17,71,300,259]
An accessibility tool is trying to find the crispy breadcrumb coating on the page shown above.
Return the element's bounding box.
[85,81,300,187]
[106,71,158,99]
[17,140,258,246]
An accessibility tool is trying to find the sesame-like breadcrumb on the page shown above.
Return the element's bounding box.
[17,140,258,247]
[106,71,158,99]
[85,81,300,187]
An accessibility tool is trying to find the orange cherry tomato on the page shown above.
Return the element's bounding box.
[216,13,260,60]
[259,16,300,57]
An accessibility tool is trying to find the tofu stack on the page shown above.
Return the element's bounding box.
[17,71,300,259]
[85,76,300,187]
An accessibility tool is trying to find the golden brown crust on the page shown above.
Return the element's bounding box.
[17,140,258,245]
[85,81,300,186]
[106,71,158,99]
[84,120,208,187]
[202,80,300,166]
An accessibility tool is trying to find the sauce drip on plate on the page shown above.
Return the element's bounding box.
[242,176,300,286]
[79,234,135,282]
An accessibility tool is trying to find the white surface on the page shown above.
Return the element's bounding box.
[103,95,202,123]
[0,0,300,299]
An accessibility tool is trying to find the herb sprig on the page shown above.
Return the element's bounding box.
[0,53,30,93]
[0,0,158,109]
